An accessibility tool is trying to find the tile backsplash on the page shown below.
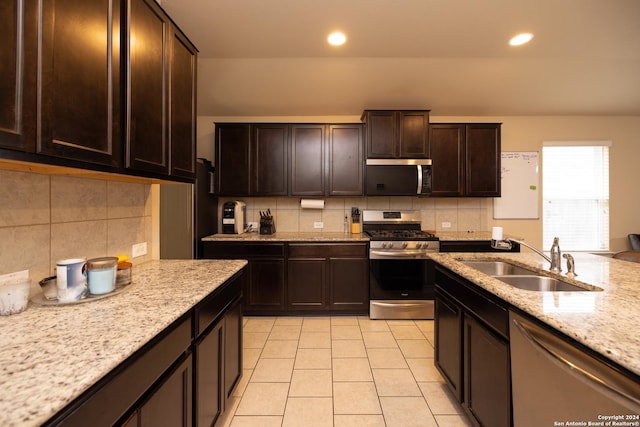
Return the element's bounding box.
[218,196,492,234]
[0,170,153,295]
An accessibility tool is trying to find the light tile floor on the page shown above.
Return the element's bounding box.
[219,316,473,427]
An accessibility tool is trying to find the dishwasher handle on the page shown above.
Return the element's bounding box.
[512,317,640,410]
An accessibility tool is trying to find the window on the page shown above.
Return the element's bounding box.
[542,141,610,251]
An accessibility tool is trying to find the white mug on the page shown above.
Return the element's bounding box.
[56,258,88,302]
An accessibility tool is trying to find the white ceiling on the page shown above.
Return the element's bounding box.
[160,0,640,117]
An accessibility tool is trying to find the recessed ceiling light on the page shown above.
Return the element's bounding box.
[509,33,534,46]
[327,32,347,46]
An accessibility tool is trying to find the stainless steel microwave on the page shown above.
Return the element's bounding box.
[365,159,432,196]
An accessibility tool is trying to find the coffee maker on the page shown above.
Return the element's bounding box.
[222,201,246,234]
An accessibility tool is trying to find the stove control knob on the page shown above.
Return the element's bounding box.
[402,242,408,249]
[381,242,388,249]
[387,242,394,249]
[415,242,423,249]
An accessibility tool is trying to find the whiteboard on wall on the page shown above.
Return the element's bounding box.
[493,151,540,219]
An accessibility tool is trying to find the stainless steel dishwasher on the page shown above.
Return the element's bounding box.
[509,311,640,426]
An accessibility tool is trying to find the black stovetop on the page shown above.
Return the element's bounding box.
[364,229,438,241]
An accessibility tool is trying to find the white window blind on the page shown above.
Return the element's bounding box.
[542,142,610,251]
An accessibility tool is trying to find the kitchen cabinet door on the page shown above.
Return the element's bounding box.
[195,319,224,427]
[398,111,430,158]
[140,353,193,427]
[290,124,325,196]
[252,124,288,195]
[328,257,368,311]
[216,124,251,195]
[38,0,121,167]
[0,0,36,152]
[429,123,501,197]
[287,258,326,310]
[126,0,169,175]
[434,288,463,402]
[169,27,197,179]
[362,110,429,159]
[464,313,511,427]
[364,111,397,158]
[429,124,464,196]
[224,299,243,400]
[327,124,363,196]
[465,124,501,197]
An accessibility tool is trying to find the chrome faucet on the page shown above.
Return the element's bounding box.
[491,236,562,272]
[563,253,577,277]
[549,237,561,272]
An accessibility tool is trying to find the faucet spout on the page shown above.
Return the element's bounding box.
[504,238,552,264]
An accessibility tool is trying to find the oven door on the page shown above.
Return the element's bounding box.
[369,256,434,300]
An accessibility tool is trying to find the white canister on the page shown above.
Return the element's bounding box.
[56,258,88,302]
[86,257,118,295]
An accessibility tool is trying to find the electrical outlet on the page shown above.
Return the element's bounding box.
[132,242,147,258]
[314,221,324,229]
[442,222,452,229]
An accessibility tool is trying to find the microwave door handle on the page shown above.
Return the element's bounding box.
[417,165,423,195]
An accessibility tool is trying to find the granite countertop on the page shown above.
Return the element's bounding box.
[0,259,247,427]
[202,231,370,242]
[429,252,640,377]
[201,230,495,242]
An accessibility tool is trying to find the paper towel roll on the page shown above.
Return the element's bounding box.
[300,199,325,209]
[492,226,504,240]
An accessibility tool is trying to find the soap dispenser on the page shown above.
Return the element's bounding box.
[550,237,561,272]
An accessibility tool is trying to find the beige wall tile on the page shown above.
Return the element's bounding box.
[0,170,50,227]
[275,209,298,232]
[299,209,322,232]
[458,208,482,232]
[51,220,108,264]
[322,209,347,233]
[108,217,146,259]
[0,225,51,294]
[435,209,458,232]
[51,176,107,223]
[107,180,148,219]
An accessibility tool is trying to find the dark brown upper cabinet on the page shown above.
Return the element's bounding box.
[327,124,363,196]
[0,0,37,152]
[252,124,289,196]
[38,0,121,167]
[1,0,197,183]
[429,123,501,197]
[169,28,198,179]
[289,124,363,197]
[215,123,288,196]
[362,110,430,159]
[290,124,326,196]
[217,122,363,197]
[216,124,251,195]
[126,0,197,179]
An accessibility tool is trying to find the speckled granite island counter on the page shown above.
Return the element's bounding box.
[0,259,247,427]
[429,251,640,377]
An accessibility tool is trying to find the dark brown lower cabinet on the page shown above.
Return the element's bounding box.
[287,243,368,314]
[196,318,224,427]
[434,288,463,402]
[44,269,244,427]
[202,242,286,314]
[434,265,512,427]
[139,354,193,427]
[202,241,368,315]
[464,313,511,427]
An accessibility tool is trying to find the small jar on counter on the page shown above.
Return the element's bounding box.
[116,256,132,286]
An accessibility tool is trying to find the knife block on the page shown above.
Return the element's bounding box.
[260,220,275,235]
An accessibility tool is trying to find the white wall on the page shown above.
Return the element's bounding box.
[198,114,640,252]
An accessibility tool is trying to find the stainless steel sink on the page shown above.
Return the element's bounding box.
[494,275,602,292]
[460,260,603,292]
[461,261,537,276]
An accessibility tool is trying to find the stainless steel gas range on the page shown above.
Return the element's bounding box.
[363,210,439,320]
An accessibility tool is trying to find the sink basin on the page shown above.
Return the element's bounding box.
[461,261,537,276]
[495,276,602,292]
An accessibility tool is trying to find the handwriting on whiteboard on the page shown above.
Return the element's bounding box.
[501,151,539,178]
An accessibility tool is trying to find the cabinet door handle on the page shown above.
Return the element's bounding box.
[512,317,640,409]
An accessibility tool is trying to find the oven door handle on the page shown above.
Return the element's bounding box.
[370,250,431,258]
